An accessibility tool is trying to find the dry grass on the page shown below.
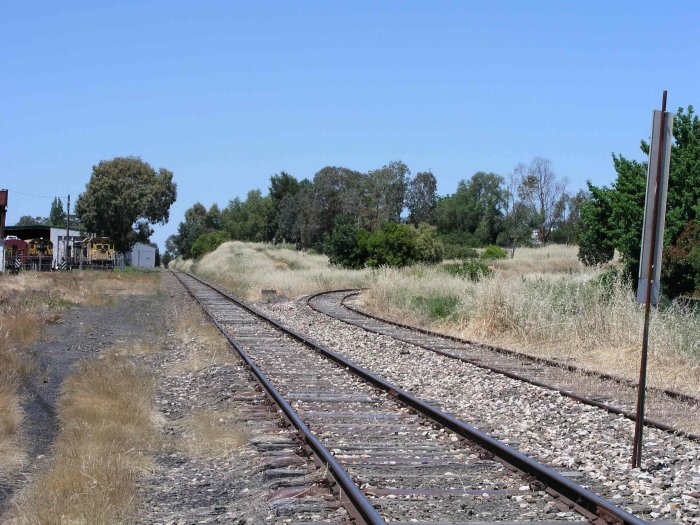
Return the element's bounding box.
[12,352,158,525]
[166,289,250,457]
[180,409,249,458]
[363,251,700,397]
[0,307,40,478]
[172,241,372,300]
[168,301,239,375]
[0,270,160,309]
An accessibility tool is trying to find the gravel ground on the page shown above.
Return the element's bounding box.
[135,273,350,524]
[258,298,700,524]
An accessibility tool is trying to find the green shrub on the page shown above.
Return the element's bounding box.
[325,215,369,269]
[442,244,479,260]
[480,245,508,260]
[411,295,460,320]
[191,231,229,259]
[661,221,700,298]
[365,223,418,268]
[442,260,493,282]
[414,224,444,264]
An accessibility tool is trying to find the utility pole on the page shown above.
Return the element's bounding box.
[66,195,71,270]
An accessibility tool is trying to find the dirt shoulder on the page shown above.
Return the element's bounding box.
[0,275,165,516]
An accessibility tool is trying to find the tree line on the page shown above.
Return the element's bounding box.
[166,157,580,266]
[167,105,699,298]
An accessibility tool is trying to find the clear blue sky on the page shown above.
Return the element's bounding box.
[2,1,698,249]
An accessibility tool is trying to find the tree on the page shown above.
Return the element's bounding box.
[516,157,568,244]
[406,171,438,225]
[49,197,66,227]
[268,172,300,242]
[16,215,47,226]
[190,230,230,259]
[549,190,590,244]
[75,157,177,252]
[310,166,366,244]
[220,190,273,242]
[435,172,506,246]
[165,234,180,258]
[173,203,208,258]
[325,215,369,269]
[364,161,410,229]
[498,172,535,255]
[578,105,700,287]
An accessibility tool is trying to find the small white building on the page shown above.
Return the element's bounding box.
[54,228,88,264]
[0,239,5,273]
[128,242,156,268]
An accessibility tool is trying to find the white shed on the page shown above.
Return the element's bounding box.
[128,243,156,268]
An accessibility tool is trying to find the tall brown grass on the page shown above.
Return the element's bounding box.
[0,310,39,477]
[364,263,700,396]
[172,241,371,299]
[13,353,157,525]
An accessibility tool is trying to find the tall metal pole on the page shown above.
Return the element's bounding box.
[632,91,667,468]
[66,194,70,269]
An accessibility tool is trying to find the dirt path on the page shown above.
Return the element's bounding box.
[0,284,166,517]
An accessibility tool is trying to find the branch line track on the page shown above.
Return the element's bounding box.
[306,290,699,441]
[172,270,649,525]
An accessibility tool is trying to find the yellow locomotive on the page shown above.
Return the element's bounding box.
[81,236,116,267]
[26,238,53,258]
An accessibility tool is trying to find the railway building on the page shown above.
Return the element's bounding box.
[127,242,157,269]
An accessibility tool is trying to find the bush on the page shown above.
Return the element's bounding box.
[661,221,700,299]
[190,231,229,259]
[442,260,493,282]
[325,216,369,269]
[327,221,444,269]
[442,244,479,260]
[480,245,508,260]
[366,223,418,268]
[414,224,444,264]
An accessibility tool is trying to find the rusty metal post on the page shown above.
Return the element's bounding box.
[0,189,7,240]
[632,91,668,469]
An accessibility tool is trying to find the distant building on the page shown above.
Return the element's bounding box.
[0,239,5,273]
[128,242,156,268]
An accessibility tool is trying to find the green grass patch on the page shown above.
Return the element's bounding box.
[411,295,460,320]
[442,260,493,282]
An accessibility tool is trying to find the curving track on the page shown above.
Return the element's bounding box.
[172,270,648,525]
[307,290,700,441]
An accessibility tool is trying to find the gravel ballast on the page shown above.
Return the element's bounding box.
[258,298,700,524]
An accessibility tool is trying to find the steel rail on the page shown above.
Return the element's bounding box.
[335,290,698,405]
[175,270,648,525]
[171,270,385,525]
[305,290,700,442]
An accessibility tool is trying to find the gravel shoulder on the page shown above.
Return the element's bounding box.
[135,272,349,524]
[259,297,700,524]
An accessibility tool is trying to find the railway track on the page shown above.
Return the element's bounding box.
[172,269,648,525]
[306,290,700,441]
